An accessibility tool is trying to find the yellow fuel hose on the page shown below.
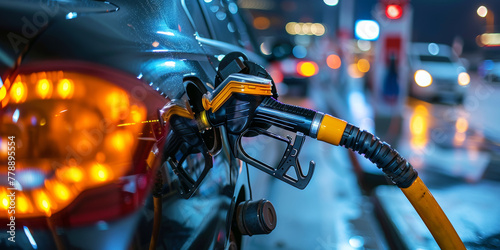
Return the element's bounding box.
[402,177,465,249]
[315,115,465,249]
[316,114,347,146]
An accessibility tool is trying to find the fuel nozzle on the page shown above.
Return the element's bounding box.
[198,71,418,189]
[192,53,463,249]
[197,73,329,188]
[198,73,274,133]
[198,73,329,141]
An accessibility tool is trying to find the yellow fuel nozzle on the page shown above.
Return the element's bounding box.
[201,75,273,113]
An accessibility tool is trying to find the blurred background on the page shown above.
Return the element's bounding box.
[237,0,500,249]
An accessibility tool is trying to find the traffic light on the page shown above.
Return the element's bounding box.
[385,4,403,19]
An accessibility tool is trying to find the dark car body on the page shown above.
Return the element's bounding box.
[0,0,262,249]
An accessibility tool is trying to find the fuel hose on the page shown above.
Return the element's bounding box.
[198,70,465,249]
[253,97,465,249]
[335,120,464,250]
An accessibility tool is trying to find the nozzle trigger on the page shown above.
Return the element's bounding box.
[236,128,315,189]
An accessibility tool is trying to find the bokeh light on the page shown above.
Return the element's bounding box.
[323,0,339,6]
[57,79,74,99]
[10,80,27,103]
[292,45,307,58]
[427,43,439,55]
[458,72,470,86]
[36,79,53,99]
[326,54,341,69]
[348,63,364,78]
[477,6,488,18]
[456,117,469,133]
[357,40,371,52]
[414,70,432,87]
[357,59,370,73]
[286,22,325,36]
[297,61,318,77]
[386,4,403,19]
[355,20,380,41]
[253,16,271,30]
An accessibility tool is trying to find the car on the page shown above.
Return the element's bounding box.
[0,0,272,249]
[264,42,319,98]
[481,60,500,83]
[479,47,500,84]
[408,42,470,103]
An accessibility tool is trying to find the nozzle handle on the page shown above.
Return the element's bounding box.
[254,97,322,137]
[236,128,315,189]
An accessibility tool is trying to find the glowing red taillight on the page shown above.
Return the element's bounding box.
[0,68,157,220]
[296,61,319,77]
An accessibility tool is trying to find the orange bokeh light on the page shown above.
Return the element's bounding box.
[50,181,71,201]
[57,78,74,99]
[409,105,429,149]
[0,85,6,102]
[347,63,364,78]
[34,190,53,215]
[326,54,341,69]
[10,80,27,103]
[91,163,110,182]
[17,194,32,213]
[357,59,370,73]
[456,117,468,133]
[253,17,271,30]
[36,78,53,99]
[1,188,8,210]
[107,91,130,121]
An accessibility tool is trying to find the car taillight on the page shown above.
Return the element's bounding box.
[0,70,150,218]
[296,61,318,77]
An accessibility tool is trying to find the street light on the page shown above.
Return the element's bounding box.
[477,5,494,33]
[323,0,339,6]
[477,6,487,18]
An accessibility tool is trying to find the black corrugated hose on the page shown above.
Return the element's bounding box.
[339,123,418,188]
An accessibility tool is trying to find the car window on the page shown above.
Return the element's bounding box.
[184,0,211,38]
[419,55,452,63]
[200,0,242,47]
[226,0,255,52]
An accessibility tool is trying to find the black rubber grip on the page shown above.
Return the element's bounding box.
[340,124,418,188]
[152,170,163,197]
[260,97,317,118]
[254,97,317,135]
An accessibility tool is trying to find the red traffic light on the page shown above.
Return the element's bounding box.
[385,4,403,19]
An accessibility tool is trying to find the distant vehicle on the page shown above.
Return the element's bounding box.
[408,42,470,103]
[479,47,500,84]
[481,60,500,83]
[264,42,318,98]
[268,57,318,97]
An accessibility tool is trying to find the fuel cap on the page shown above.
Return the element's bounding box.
[236,199,277,236]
